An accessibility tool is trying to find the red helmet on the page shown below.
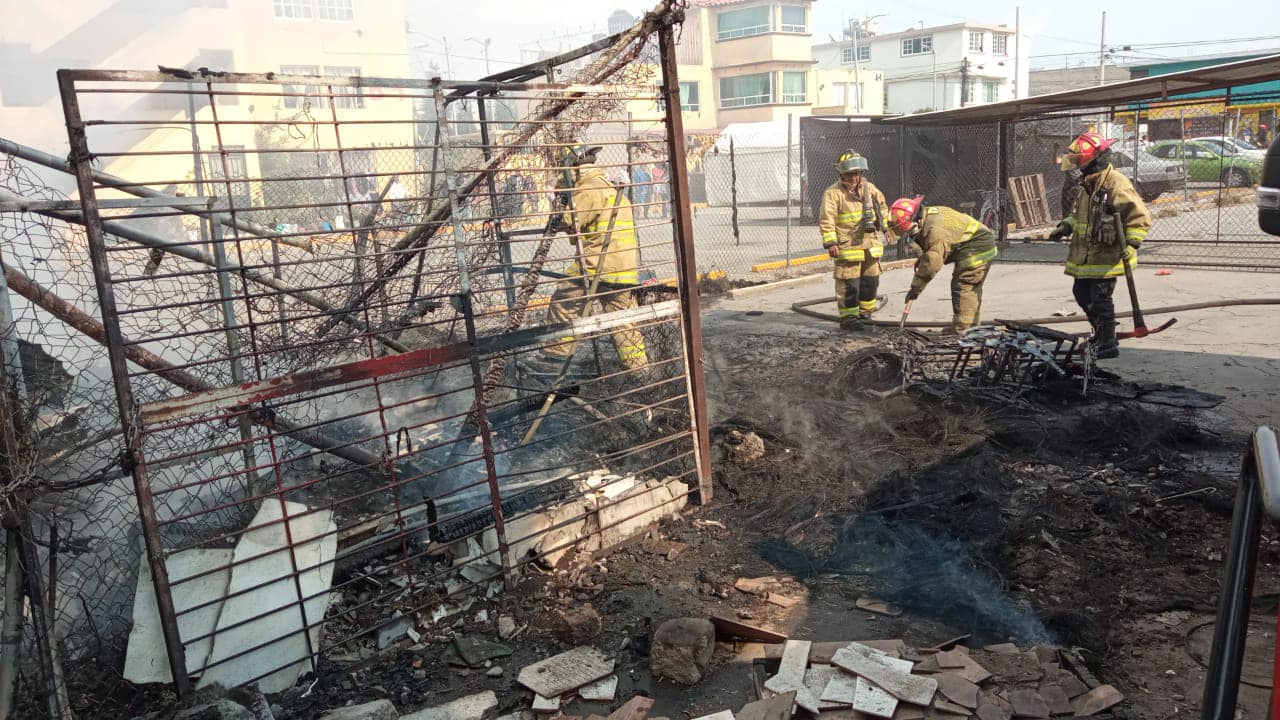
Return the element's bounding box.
[889,195,924,232]
[1060,131,1116,171]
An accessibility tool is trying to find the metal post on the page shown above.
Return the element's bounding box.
[997,119,1009,242]
[1098,11,1107,86]
[0,247,27,720]
[658,24,713,503]
[209,220,257,495]
[434,85,514,587]
[729,136,740,246]
[0,530,21,719]
[785,113,793,267]
[56,69,193,697]
[1181,108,1190,202]
[476,93,517,311]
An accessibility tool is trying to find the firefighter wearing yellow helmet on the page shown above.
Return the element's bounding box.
[819,149,890,329]
[1049,131,1151,359]
[534,144,648,375]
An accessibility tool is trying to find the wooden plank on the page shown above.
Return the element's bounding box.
[517,646,615,698]
[763,640,820,714]
[604,696,655,720]
[1032,173,1052,226]
[1008,176,1030,227]
[711,615,788,644]
[832,647,938,706]
[737,690,795,720]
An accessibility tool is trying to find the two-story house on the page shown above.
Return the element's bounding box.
[814,21,1028,116]
[673,0,884,130]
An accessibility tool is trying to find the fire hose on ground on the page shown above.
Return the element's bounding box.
[789,296,1280,330]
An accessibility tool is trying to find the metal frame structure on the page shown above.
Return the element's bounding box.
[38,7,708,701]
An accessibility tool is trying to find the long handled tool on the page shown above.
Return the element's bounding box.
[1113,214,1176,339]
[897,300,913,330]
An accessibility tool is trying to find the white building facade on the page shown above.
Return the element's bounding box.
[814,22,1029,116]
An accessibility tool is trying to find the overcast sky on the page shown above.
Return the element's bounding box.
[409,0,1280,78]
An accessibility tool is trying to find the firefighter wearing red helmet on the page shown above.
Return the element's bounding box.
[889,196,998,333]
[1049,131,1151,358]
[819,149,891,329]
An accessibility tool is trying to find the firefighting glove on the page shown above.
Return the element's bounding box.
[905,287,921,302]
[827,245,840,259]
[1048,220,1073,241]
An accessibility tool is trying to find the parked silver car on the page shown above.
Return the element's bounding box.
[1109,148,1185,201]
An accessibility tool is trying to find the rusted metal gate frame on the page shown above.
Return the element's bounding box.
[54,21,711,697]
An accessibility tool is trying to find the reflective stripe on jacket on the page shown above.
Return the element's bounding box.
[909,207,998,293]
[562,165,640,285]
[1061,164,1151,279]
[819,179,889,260]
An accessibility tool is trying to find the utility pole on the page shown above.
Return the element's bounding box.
[852,20,861,113]
[1013,6,1020,99]
[960,57,970,107]
[1098,11,1107,85]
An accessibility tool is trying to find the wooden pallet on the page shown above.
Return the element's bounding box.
[1009,174,1053,228]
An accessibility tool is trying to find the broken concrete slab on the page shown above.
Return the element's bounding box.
[738,690,795,720]
[934,649,967,669]
[710,615,787,643]
[517,646,615,698]
[763,640,820,714]
[651,617,716,685]
[734,576,782,594]
[319,699,398,720]
[597,478,689,550]
[124,548,233,683]
[832,646,937,706]
[401,691,498,720]
[765,593,802,609]
[891,707,926,720]
[935,673,979,709]
[764,639,905,663]
[579,675,619,702]
[974,651,1042,684]
[820,670,859,705]
[173,699,253,720]
[198,501,337,694]
[803,664,843,711]
[453,635,512,667]
[1008,688,1050,718]
[975,701,1010,720]
[1069,685,1123,716]
[983,643,1019,655]
[1032,646,1060,667]
[530,693,561,713]
[690,712,735,720]
[852,676,898,718]
[1037,684,1071,716]
[933,697,972,716]
[1043,669,1088,699]
[949,654,993,685]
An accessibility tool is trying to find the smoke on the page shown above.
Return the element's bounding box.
[759,514,1054,645]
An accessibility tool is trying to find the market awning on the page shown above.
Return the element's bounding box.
[883,54,1280,126]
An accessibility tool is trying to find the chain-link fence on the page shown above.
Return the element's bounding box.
[0,3,711,717]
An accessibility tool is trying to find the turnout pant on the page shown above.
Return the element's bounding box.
[833,256,881,321]
[543,279,649,369]
[1072,278,1117,328]
[950,264,990,334]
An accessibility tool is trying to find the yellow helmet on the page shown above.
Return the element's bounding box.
[835,149,869,173]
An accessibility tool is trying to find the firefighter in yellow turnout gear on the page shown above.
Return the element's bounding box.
[889,196,998,334]
[540,145,648,372]
[1050,132,1151,359]
[819,150,891,330]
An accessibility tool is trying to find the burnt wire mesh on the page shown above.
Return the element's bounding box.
[0,8,707,715]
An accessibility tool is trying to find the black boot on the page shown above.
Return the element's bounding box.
[1094,321,1119,359]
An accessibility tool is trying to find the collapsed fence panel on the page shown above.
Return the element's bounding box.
[0,11,707,714]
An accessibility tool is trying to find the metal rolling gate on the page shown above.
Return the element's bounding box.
[54,24,709,697]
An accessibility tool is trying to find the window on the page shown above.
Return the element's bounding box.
[902,36,933,56]
[317,0,353,21]
[324,66,364,109]
[993,34,1009,56]
[782,71,806,103]
[780,5,806,33]
[272,0,312,19]
[203,146,252,207]
[281,64,319,109]
[840,45,870,64]
[969,31,984,53]
[717,6,772,40]
[833,82,861,108]
[719,72,772,108]
[983,81,998,103]
[1150,144,1177,159]
[679,81,700,111]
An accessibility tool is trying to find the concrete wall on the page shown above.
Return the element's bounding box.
[814,68,885,115]
[1029,65,1131,96]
